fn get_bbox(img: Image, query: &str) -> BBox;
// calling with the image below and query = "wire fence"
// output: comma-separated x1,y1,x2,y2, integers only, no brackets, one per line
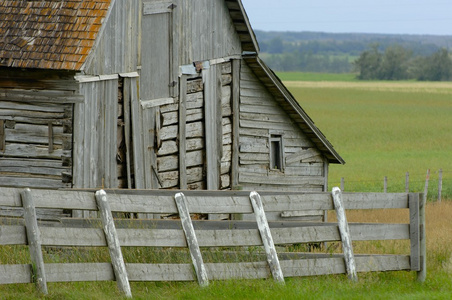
329,169,451,202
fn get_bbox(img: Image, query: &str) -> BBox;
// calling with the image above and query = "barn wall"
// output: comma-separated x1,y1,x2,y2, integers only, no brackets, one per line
73,77,120,189
154,61,233,190
172,0,242,64
0,68,78,189
238,62,326,192
83,1,140,75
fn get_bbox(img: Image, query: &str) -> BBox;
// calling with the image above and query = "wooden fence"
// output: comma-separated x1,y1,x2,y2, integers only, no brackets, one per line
0,187,426,297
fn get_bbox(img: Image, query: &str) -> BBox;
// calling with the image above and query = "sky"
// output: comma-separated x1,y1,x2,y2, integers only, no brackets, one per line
241,0,452,36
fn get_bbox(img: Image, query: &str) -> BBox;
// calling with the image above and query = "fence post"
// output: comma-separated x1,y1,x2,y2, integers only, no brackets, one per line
409,193,420,272
95,190,132,298
424,169,430,200
332,187,357,281
405,172,409,193
249,191,285,283
438,169,442,202
384,176,387,193
340,177,345,191
174,192,209,287
417,192,427,282
21,188,48,295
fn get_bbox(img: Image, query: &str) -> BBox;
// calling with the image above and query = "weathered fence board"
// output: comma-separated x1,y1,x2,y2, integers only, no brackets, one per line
0,265,32,284
10,222,410,248
0,188,411,213
0,187,425,296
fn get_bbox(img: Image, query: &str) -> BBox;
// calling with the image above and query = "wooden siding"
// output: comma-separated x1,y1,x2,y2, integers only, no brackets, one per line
73,77,119,189
83,1,140,75
172,0,242,65
238,62,325,192
0,69,77,189
155,61,233,190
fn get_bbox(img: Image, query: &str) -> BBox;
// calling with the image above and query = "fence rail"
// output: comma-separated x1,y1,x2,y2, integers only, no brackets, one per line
0,187,426,297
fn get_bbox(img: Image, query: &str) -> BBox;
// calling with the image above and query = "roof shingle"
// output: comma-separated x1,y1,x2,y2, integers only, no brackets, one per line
0,0,111,70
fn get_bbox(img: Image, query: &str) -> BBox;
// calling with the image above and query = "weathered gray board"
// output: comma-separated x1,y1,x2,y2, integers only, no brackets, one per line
0,187,425,294
238,64,325,192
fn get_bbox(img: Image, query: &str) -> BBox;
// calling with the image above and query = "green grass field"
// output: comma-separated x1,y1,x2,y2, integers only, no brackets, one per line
276,72,358,82
283,75,452,199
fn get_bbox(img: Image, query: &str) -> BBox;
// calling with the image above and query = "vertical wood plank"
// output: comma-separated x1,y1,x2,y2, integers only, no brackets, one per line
0,120,5,151
95,190,132,298
332,187,357,281
174,192,209,287
48,122,54,153
21,188,48,295
130,77,146,189
123,78,132,188
179,75,188,189
409,193,420,271
231,59,240,189
204,66,220,191
417,192,427,282
249,191,285,283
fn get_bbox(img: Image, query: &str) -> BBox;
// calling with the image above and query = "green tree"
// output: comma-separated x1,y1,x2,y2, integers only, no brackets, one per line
415,48,452,81
379,46,412,80
353,44,382,80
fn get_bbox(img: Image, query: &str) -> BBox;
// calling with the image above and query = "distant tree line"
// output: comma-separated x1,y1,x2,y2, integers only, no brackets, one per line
354,45,452,81
255,31,452,77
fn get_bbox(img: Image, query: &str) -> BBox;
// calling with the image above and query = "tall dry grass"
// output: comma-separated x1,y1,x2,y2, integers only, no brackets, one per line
328,201,452,272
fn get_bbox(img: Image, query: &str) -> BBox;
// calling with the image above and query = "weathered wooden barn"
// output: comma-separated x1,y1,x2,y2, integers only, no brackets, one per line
0,0,344,195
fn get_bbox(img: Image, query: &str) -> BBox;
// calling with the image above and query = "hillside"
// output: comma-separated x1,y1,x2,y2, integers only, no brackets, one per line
256,31,452,73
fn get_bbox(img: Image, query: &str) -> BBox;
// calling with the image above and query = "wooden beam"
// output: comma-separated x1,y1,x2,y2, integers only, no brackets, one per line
409,193,420,271
174,192,209,287
204,65,221,191
21,188,48,295
332,187,357,281
249,191,284,283
123,78,132,188
179,75,188,189
95,190,132,298
231,59,240,188
417,192,427,282
0,120,5,151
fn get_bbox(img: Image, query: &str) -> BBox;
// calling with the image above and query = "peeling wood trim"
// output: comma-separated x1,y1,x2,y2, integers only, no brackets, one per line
75,74,119,83
119,72,139,78
143,1,174,15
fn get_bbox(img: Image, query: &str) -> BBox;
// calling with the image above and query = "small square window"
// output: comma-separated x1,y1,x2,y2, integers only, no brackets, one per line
269,134,284,171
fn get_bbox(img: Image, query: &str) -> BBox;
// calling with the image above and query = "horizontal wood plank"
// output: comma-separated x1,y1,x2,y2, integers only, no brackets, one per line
0,264,32,284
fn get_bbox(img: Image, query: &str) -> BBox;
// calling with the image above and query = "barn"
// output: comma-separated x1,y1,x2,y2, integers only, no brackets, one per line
0,1,344,199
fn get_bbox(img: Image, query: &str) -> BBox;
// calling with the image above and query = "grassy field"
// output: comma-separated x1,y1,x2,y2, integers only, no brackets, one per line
282,75,452,199
276,72,358,82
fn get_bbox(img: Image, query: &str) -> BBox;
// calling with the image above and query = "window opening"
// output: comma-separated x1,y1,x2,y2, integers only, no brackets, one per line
270,134,284,171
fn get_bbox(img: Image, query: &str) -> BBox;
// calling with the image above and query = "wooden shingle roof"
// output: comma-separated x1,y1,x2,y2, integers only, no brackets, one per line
0,0,111,70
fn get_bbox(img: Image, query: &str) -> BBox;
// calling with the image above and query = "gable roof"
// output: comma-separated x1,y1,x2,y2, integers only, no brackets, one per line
0,0,111,70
